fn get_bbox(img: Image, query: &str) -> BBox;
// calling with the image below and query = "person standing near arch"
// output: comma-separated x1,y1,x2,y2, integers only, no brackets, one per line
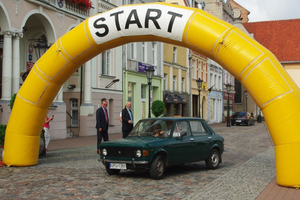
43,114,54,151
96,100,109,154
121,102,134,138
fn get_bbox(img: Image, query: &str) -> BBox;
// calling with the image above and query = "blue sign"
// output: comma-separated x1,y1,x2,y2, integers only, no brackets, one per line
28,54,32,61
138,62,154,73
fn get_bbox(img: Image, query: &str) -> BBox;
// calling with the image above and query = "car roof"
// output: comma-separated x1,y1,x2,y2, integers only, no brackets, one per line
139,117,204,121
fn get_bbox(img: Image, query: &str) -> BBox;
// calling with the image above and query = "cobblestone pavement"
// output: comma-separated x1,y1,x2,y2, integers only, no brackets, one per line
0,122,275,199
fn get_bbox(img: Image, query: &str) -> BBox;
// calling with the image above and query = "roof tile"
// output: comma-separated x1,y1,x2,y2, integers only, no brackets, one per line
243,19,300,62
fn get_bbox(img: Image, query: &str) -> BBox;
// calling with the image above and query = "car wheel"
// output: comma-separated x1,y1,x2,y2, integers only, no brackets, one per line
105,164,120,175
150,155,165,179
205,149,220,169
231,123,234,126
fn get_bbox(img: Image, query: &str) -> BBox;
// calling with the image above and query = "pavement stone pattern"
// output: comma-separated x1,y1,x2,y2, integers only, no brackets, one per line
0,122,276,199
186,147,275,200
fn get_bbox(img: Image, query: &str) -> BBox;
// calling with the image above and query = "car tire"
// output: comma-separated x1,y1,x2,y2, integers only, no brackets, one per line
205,149,220,169
105,164,120,175
247,120,250,126
150,155,165,179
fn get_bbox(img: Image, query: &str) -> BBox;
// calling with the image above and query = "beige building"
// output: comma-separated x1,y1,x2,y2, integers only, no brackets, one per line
0,0,123,140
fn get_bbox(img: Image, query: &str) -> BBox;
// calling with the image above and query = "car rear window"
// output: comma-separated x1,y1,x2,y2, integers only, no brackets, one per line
233,112,247,116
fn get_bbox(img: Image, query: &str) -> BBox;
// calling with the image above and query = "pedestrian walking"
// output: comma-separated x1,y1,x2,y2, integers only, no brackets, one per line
43,114,54,151
121,102,133,138
96,100,109,154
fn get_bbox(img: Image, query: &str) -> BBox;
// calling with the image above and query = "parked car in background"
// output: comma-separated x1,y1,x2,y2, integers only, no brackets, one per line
231,112,255,126
99,117,225,179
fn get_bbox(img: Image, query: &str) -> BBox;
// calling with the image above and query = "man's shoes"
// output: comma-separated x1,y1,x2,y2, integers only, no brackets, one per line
97,149,100,154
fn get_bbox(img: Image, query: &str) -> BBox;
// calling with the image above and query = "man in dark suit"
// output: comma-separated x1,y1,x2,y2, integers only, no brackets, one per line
121,101,134,138
96,100,109,154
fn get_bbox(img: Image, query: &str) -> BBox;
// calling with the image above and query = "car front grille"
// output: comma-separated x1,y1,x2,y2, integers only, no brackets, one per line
101,147,137,158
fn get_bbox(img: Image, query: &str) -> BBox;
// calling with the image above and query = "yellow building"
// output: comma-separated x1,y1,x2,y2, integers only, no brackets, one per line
163,0,191,117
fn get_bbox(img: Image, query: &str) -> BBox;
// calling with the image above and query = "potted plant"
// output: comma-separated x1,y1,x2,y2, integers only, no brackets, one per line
66,0,92,10
151,100,165,117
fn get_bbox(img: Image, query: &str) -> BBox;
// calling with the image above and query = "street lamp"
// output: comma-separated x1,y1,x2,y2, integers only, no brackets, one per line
244,90,248,113
196,78,203,118
225,84,232,127
146,67,155,118
33,35,50,59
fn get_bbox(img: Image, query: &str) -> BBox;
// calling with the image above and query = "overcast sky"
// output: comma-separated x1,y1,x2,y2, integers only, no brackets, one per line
233,0,300,22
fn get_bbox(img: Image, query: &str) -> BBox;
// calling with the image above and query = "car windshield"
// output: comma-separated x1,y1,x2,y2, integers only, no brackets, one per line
128,119,174,138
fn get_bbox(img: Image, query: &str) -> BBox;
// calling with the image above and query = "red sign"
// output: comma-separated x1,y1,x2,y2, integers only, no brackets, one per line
29,44,33,54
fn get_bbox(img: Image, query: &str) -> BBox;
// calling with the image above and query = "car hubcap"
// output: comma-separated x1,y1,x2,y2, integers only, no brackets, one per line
211,153,219,167
157,159,163,175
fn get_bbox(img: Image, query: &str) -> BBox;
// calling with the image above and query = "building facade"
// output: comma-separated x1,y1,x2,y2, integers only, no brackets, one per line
123,41,164,120
0,0,125,140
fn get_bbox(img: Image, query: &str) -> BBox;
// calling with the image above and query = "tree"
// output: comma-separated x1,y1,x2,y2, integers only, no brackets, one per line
151,100,165,117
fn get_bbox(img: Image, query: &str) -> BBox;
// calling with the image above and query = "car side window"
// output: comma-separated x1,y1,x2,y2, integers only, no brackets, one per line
174,121,190,137
190,121,208,135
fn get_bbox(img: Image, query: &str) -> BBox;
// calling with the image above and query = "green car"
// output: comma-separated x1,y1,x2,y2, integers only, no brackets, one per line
99,117,225,179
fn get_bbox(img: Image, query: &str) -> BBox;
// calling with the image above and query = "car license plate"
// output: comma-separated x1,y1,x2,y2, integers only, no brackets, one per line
236,120,241,122
109,163,127,169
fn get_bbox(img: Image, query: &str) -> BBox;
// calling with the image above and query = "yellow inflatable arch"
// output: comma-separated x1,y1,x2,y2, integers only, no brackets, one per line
3,3,300,188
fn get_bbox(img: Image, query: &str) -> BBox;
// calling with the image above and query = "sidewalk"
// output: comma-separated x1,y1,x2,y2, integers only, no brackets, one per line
48,133,122,151
47,125,300,200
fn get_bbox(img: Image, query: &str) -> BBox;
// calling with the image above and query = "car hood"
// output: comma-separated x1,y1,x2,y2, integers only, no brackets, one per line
99,136,165,148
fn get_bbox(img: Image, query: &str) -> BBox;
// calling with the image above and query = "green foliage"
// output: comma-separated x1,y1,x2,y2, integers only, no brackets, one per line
0,125,7,146
151,100,165,117
10,93,17,110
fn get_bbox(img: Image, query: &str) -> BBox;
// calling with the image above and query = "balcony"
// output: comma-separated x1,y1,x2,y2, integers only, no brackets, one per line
38,0,92,18
98,0,117,13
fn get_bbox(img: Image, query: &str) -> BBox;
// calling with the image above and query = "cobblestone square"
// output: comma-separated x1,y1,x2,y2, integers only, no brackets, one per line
0,123,276,199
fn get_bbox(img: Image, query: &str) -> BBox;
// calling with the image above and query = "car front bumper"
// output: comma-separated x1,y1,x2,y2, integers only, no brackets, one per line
99,157,149,168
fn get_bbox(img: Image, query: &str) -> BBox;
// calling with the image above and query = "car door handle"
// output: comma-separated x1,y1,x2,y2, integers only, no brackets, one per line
208,137,212,140
190,138,194,141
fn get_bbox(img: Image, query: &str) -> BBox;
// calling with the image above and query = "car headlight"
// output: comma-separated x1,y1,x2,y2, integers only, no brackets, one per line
102,148,107,156
136,150,142,158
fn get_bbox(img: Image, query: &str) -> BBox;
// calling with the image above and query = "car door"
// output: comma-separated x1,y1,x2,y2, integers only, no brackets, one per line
169,121,197,164
189,120,213,161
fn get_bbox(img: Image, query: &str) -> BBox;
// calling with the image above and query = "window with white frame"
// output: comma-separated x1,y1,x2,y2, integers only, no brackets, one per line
181,77,185,92
71,99,78,126
164,73,168,90
101,50,110,75
142,42,146,62
152,42,157,65
203,62,207,82
130,43,136,59
173,76,177,91
197,61,200,79
192,59,196,79
173,47,177,63
214,75,217,88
